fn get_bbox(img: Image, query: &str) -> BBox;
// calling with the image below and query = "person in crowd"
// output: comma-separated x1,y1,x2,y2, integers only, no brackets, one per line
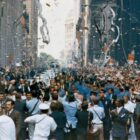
25,103,57,140
30,80,40,92
61,92,78,140
76,100,93,140
26,92,32,101
17,79,30,95
64,76,73,91
89,91,98,106
117,87,124,99
104,78,114,92
111,99,129,140
0,105,16,140
5,99,21,140
99,89,112,140
82,80,92,99
6,80,16,93
50,101,67,140
70,84,78,94
88,98,105,140
123,86,131,98
26,90,41,140
134,94,140,140
106,88,117,110
124,95,136,140
43,92,51,104
14,93,28,140
51,91,59,102
91,84,99,95
56,82,66,97
0,92,6,106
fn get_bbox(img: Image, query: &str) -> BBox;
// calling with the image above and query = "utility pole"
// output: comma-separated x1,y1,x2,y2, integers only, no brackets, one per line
120,0,128,64
82,0,90,67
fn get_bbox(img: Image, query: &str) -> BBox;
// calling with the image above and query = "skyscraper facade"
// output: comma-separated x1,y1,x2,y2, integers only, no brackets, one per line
0,0,38,67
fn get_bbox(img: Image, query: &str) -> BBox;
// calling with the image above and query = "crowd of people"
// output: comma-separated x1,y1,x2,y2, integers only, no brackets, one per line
0,66,140,140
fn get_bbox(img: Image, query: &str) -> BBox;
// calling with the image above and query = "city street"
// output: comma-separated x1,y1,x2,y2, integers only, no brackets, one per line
0,0,140,140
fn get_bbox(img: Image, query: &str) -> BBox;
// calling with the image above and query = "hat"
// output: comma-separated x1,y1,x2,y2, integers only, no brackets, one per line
39,103,49,110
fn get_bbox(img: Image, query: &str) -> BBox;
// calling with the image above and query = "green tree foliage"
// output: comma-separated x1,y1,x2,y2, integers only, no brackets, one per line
37,53,56,68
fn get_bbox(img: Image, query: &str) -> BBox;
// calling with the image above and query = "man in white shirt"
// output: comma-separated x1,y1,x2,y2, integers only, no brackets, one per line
124,96,136,140
88,98,105,140
26,90,41,140
25,103,57,140
0,106,16,140
124,96,136,113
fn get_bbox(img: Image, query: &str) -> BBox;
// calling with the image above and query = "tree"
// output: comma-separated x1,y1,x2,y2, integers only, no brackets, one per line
37,53,56,68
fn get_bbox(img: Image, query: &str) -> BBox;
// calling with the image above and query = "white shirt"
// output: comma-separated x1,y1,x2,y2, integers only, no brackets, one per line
25,114,57,140
8,109,14,115
0,115,16,140
117,106,123,114
88,105,105,124
26,98,41,115
125,101,136,134
124,101,136,113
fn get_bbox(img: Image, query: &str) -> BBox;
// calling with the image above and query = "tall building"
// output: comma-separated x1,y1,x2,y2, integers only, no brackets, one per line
22,0,38,67
115,0,140,64
89,0,140,65
64,0,83,67
76,0,90,67
0,0,24,67
64,10,77,66
88,0,117,65
0,0,38,68
82,0,90,66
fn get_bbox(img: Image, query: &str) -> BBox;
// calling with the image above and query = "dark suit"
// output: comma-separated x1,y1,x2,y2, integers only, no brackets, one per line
14,100,28,140
106,93,117,110
76,110,93,140
9,110,21,140
112,107,129,140
50,111,67,140
16,84,29,94
99,98,112,140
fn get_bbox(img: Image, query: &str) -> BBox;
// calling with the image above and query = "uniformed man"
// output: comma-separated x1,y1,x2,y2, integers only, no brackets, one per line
25,103,57,140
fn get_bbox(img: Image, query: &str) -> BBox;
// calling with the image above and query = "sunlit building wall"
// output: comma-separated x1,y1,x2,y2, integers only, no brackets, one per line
64,0,81,66
0,0,37,67
23,0,38,67
0,0,24,67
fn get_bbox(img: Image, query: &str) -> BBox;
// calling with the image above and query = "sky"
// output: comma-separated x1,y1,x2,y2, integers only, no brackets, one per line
38,0,76,60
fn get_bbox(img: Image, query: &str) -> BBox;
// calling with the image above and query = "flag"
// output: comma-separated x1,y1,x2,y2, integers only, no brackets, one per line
19,11,29,33
128,50,135,64
20,16,26,27
109,58,113,65
103,43,109,52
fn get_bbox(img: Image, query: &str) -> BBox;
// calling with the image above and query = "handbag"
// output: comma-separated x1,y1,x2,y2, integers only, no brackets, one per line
64,121,72,133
